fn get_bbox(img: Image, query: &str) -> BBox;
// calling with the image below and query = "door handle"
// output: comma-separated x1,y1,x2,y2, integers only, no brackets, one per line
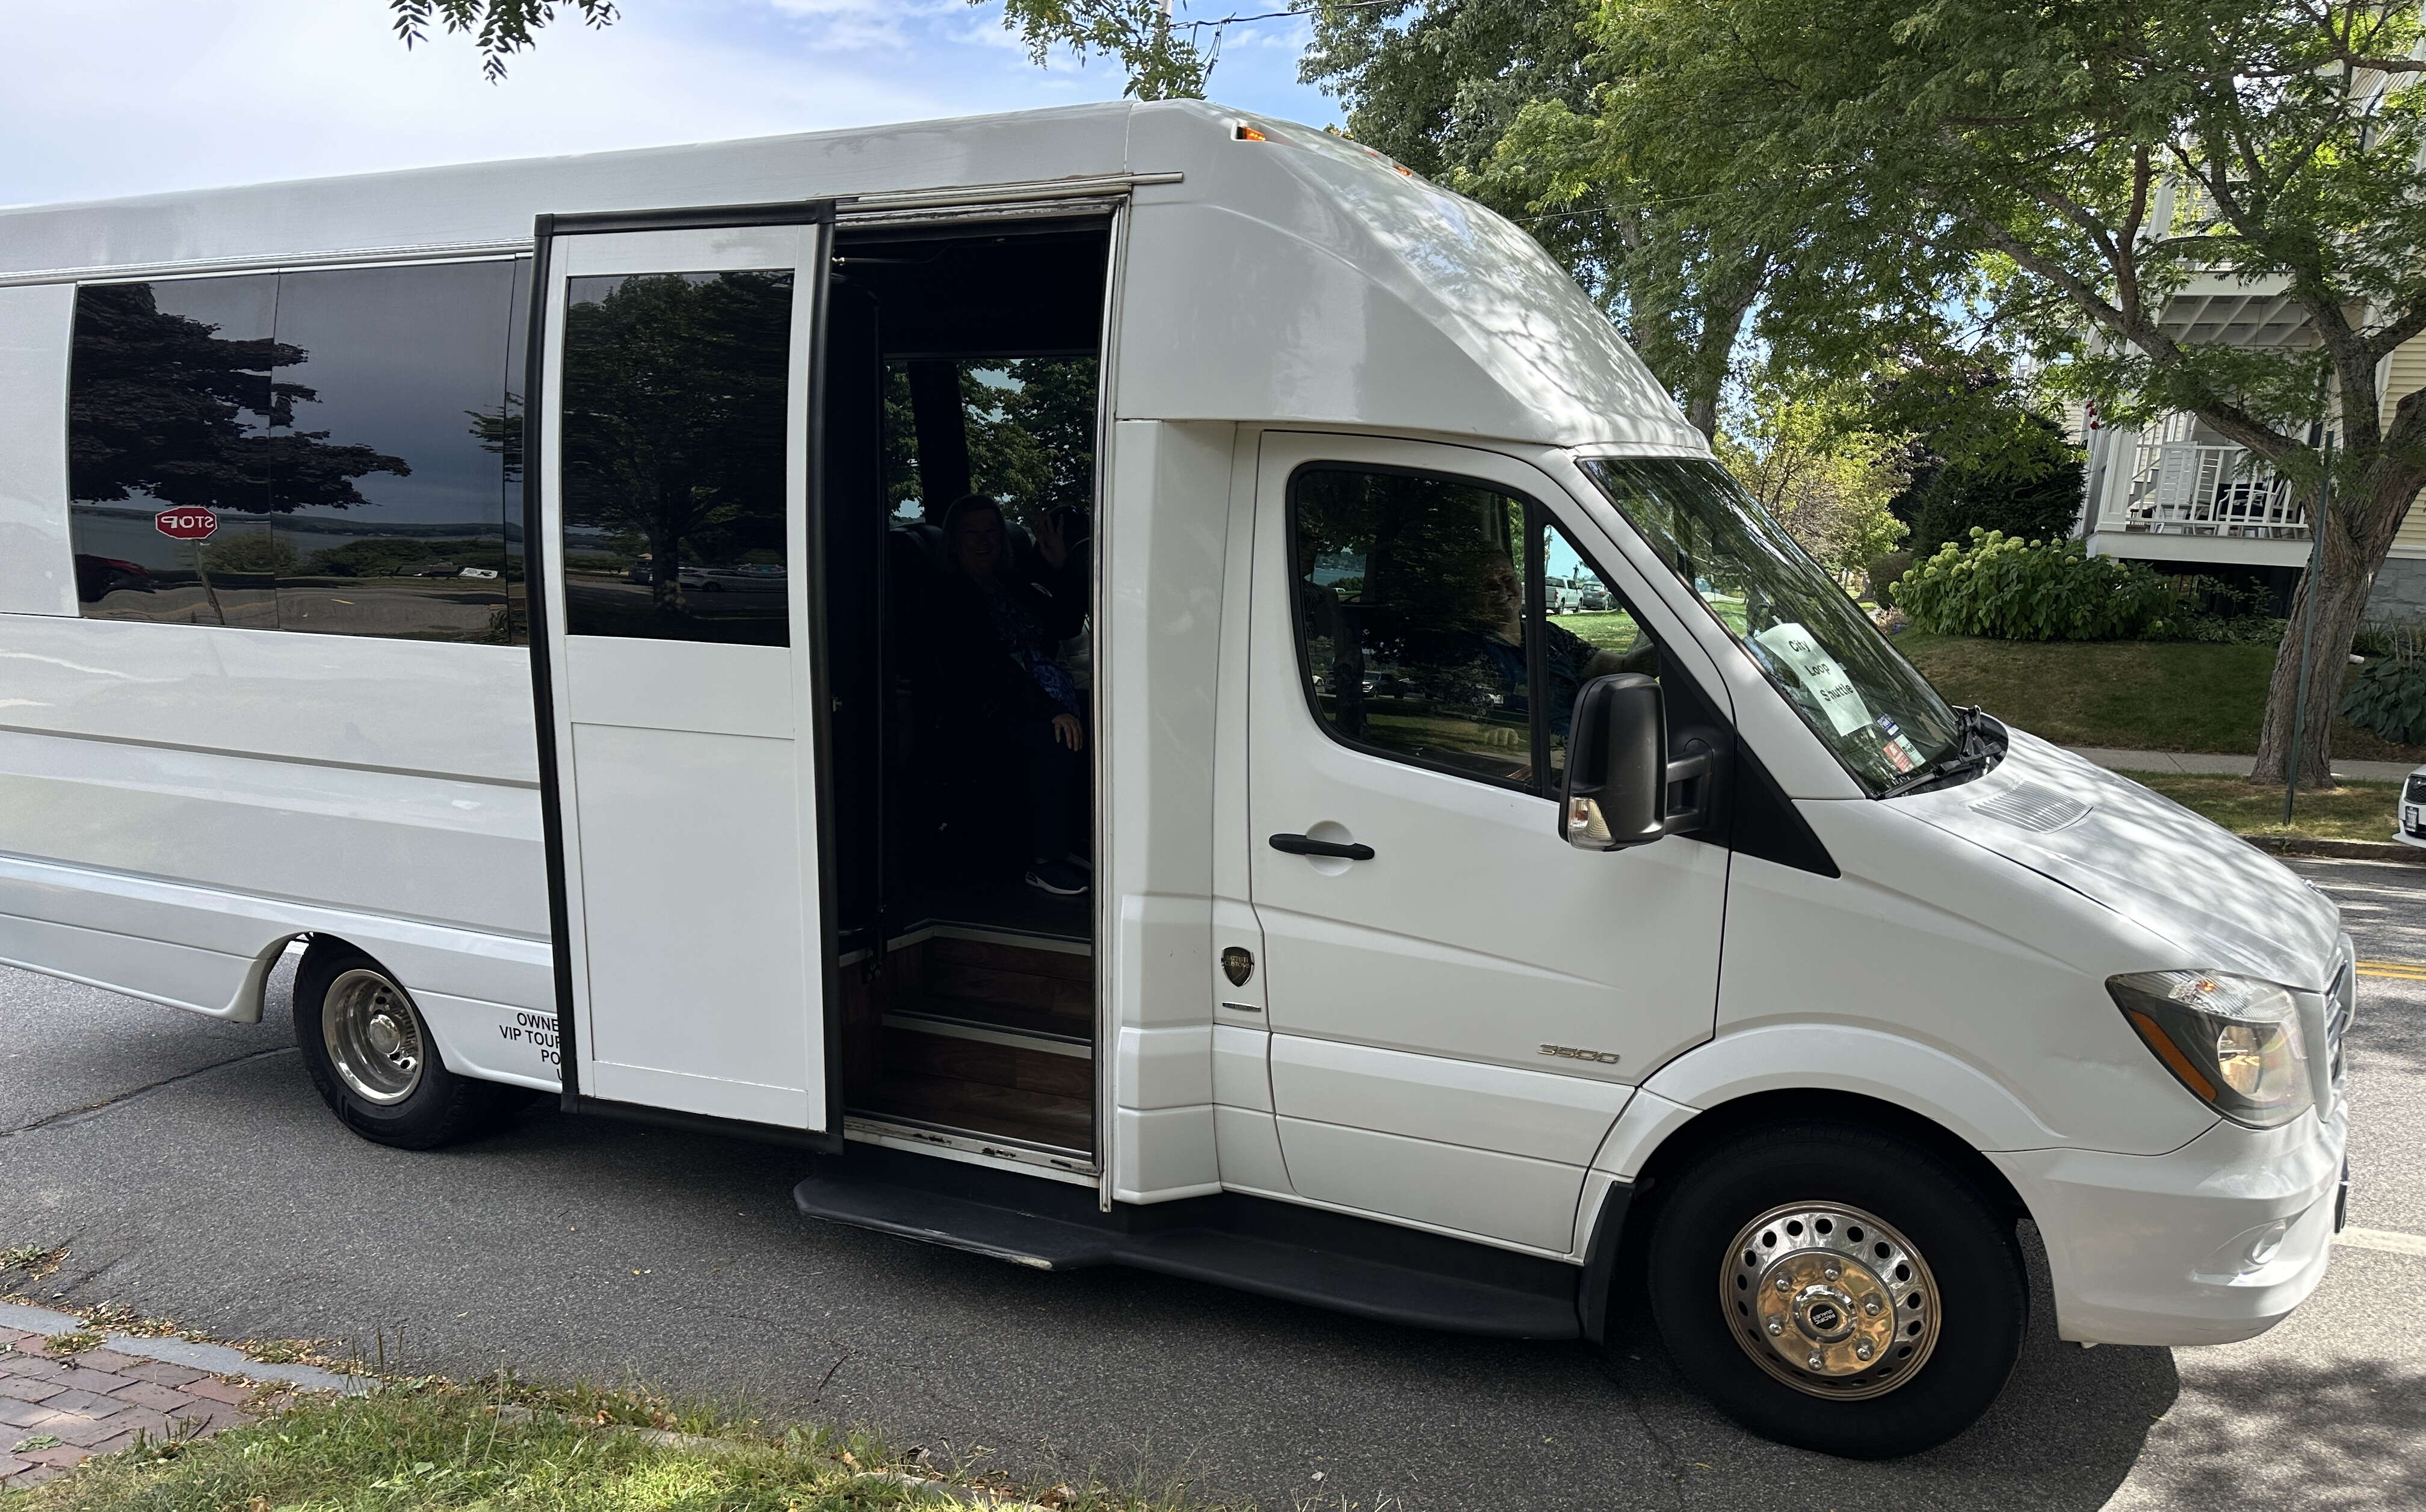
1269,833,1375,861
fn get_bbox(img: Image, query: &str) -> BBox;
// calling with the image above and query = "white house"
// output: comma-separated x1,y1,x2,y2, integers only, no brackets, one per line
2076,291,2426,617
2075,67,2426,620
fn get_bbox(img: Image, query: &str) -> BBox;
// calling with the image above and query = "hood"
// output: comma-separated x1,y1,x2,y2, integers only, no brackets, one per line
1893,731,2344,989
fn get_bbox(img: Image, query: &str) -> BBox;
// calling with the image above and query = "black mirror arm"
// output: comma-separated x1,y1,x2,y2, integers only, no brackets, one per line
1663,743,1715,837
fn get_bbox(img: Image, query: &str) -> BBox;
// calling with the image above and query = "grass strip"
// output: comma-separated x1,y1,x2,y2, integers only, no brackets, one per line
2116,771,2405,843
1892,633,2426,762
0,1379,1209,1512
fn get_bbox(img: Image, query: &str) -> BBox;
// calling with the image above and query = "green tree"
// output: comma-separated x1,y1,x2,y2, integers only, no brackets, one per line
1597,0,2426,787
1878,369,2088,558
1301,1,1971,440
971,359,1101,524
1716,374,1909,576
386,0,618,79
982,1,1210,100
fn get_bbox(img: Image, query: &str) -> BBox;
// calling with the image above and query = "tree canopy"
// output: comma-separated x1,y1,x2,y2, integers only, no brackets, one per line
1715,372,1910,577
1298,0,1971,439
67,284,409,514
1596,0,2426,782
386,0,619,79
983,0,1211,100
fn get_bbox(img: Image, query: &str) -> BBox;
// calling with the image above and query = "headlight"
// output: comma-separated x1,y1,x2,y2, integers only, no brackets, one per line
2108,970,2313,1127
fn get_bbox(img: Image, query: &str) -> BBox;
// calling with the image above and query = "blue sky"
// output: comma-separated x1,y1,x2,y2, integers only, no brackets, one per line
0,1,1343,208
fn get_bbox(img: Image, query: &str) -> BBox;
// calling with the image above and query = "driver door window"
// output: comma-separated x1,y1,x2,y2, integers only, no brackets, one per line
1287,464,1659,796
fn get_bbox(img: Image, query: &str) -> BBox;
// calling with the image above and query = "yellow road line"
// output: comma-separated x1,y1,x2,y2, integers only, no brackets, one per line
2356,959,2426,980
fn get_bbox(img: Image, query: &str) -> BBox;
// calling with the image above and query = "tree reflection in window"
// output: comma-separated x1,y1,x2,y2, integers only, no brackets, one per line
66,278,409,629
559,270,795,646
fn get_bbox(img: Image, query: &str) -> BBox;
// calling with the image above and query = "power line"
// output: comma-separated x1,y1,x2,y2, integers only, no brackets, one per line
1173,0,1401,34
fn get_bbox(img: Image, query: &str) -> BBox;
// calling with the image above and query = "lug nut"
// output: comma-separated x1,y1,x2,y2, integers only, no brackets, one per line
1823,1264,1841,1281
1863,1297,1882,1316
1855,1342,1873,1360
1807,1353,1824,1370
1775,1274,1791,1291
1766,1319,1783,1336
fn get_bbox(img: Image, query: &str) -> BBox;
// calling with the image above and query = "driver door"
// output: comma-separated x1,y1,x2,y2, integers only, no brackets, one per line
1245,431,1729,1251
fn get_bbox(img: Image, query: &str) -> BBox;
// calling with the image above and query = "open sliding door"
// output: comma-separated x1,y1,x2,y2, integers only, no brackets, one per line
529,205,838,1138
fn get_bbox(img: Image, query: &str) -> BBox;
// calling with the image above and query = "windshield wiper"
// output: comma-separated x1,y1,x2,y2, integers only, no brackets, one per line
1878,706,2006,800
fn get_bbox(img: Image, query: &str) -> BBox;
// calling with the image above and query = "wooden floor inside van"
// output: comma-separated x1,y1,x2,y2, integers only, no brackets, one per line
843,932,1094,1155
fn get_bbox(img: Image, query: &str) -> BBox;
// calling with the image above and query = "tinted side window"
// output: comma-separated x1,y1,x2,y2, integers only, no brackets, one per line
502,262,531,644
1291,467,1534,788
65,261,526,642
267,261,517,641
67,276,280,628
559,271,794,646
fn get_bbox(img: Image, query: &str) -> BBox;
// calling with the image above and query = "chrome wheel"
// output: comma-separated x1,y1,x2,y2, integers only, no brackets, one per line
1721,1201,1940,1401
321,968,426,1106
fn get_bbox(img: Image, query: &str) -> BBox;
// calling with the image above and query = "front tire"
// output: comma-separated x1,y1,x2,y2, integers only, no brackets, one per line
294,942,510,1150
1641,1119,2026,1458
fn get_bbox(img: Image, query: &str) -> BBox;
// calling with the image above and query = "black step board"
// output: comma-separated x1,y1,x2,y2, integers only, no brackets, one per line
794,1160,1580,1339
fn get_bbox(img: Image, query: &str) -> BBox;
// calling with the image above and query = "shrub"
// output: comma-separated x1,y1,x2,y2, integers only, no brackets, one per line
2161,574,2286,644
1892,411,2087,557
1890,529,2184,640
2344,624,2426,744
2351,619,2426,658
2171,613,2289,645
1865,551,1913,604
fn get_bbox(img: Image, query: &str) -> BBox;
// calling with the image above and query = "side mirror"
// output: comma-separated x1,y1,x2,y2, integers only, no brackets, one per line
1561,673,1668,851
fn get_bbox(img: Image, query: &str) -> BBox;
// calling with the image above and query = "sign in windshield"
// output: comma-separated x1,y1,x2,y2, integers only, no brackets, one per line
1581,457,1954,794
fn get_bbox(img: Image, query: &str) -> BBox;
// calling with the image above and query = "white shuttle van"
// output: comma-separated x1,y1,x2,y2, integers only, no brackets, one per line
0,102,2353,1457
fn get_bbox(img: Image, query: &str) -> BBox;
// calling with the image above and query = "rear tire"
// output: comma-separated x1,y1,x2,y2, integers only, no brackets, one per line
1640,1119,2026,1458
294,942,510,1150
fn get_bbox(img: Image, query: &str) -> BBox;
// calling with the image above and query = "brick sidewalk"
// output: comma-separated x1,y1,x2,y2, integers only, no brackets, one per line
0,1330,270,1489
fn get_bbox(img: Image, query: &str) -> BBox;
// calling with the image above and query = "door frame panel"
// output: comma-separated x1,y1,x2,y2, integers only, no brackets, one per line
523,200,844,1149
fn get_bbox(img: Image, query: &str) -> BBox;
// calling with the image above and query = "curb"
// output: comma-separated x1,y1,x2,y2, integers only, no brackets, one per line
2242,836,2426,863
0,1299,374,1395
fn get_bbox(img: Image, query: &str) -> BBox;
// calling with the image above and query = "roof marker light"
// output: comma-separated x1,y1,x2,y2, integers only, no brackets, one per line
1236,124,1269,141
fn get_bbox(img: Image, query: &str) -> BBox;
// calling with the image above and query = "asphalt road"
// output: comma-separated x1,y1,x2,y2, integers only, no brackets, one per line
2,856,2422,1510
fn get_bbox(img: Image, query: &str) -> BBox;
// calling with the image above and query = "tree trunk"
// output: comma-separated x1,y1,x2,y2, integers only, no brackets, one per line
648,525,682,614
1684,389,1720,442
2248,485,2380,789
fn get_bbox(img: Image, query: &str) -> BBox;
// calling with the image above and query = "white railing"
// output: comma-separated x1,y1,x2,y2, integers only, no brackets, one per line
2113,421,2306,538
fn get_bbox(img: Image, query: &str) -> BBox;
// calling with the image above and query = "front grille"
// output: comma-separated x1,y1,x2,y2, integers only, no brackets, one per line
2406,774,2426,805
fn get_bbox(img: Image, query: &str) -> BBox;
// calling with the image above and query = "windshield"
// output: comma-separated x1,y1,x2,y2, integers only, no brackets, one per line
1581,457,1961,797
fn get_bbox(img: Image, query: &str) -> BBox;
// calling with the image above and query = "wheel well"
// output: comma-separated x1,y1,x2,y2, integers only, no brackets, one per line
1628,1088,2029,1226
291,933,359,995
291,935,412,1029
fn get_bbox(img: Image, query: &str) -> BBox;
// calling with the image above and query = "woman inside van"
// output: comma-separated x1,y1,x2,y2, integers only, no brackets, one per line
932,494,1090,897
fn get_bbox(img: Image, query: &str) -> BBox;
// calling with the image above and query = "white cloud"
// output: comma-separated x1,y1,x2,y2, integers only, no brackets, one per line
0,0,1338,208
